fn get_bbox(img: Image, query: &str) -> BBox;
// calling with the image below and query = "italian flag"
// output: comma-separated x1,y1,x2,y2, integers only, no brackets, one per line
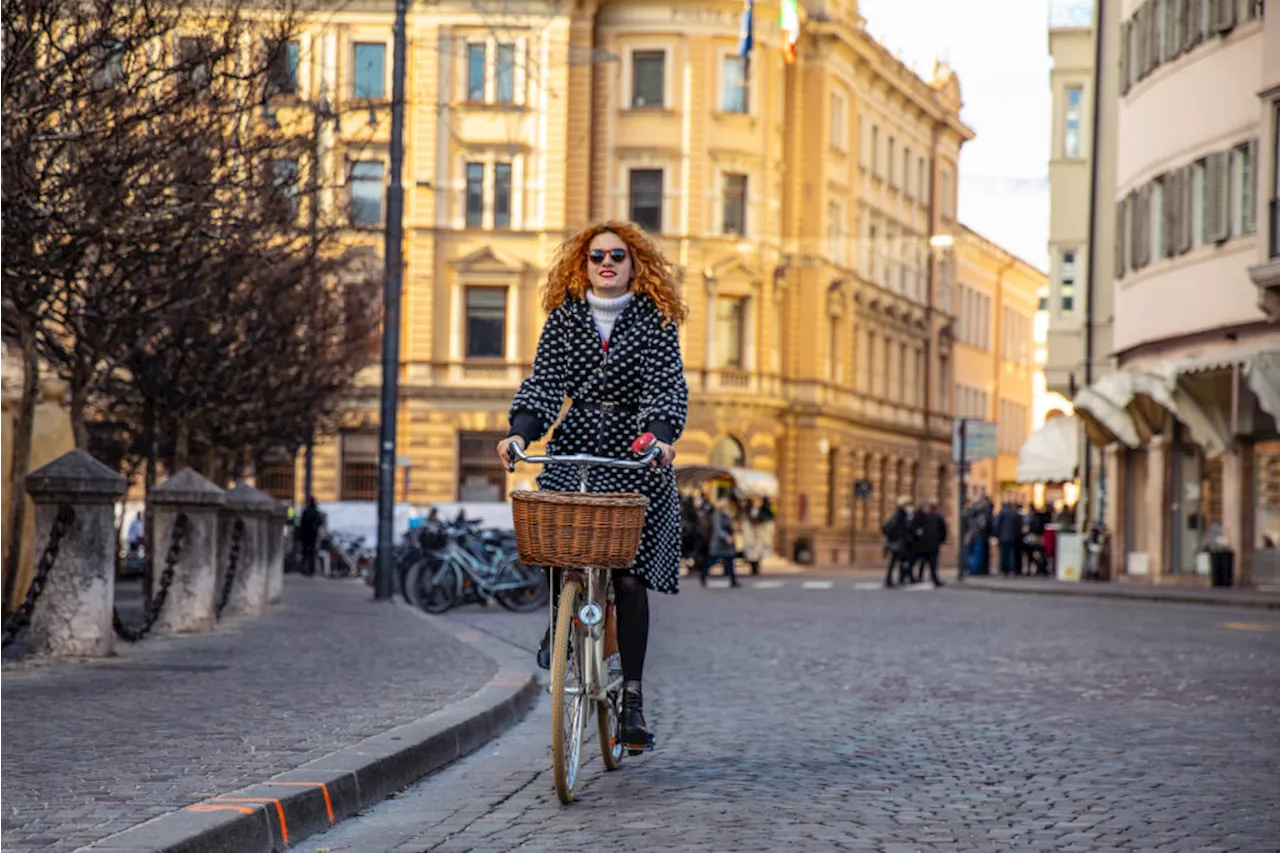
779,0,800,64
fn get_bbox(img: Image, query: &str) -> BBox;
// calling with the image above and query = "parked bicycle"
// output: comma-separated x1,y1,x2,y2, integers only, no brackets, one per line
507,434,661,804
403,517,545,614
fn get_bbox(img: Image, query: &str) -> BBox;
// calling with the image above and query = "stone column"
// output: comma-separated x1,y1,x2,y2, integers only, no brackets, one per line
1104,443,1125,580
149,469,224,634
1221,441,1256,587
218,483,277,618
1145,436,1171,581
22,450,126,658
266,500,288,604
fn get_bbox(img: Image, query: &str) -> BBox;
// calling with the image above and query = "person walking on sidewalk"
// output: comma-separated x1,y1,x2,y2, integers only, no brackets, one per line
298,497,323,577
702,498,742,587
882,496,914,587
995,499,1023,577
907,499,947,586
496,220,688,754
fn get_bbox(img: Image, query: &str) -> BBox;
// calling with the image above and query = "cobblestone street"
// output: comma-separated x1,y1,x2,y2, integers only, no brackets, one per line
295,578,1280,853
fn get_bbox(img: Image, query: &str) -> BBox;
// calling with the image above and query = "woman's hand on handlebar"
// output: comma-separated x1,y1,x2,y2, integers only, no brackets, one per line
496,435,526,468
653,440,675,468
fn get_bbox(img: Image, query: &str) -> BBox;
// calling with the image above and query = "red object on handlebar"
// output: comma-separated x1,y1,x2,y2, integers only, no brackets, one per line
632,432,657,453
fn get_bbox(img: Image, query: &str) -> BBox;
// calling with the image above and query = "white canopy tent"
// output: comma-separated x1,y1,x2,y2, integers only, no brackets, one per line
1016,415,1080,484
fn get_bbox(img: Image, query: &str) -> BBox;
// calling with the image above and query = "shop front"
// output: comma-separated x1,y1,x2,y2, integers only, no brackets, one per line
1074,346,1280,586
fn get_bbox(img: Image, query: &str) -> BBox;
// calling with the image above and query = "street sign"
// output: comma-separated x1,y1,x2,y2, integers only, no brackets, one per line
952,419,997,463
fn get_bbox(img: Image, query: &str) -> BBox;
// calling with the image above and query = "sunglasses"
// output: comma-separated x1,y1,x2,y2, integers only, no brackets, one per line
588,248,629,265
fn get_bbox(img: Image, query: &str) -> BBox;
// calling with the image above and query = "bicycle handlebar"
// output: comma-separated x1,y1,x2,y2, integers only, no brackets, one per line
507,435,664,473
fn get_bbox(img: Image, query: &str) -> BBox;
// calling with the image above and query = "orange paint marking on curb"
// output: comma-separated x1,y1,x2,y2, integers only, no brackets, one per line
187,804,256,815
213,797,289,846
492,678,528,687
263,782,335,824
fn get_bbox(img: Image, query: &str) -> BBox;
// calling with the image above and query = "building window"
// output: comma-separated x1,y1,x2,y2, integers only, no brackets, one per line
629,169,663,233
918,157,927,207
871,124,880,177
830,91,847,150
340,432,378,501
465,287,507,359
1151,175,1166,259
1192,158,1207,248
631,50,665,107
257,457,296,504
1232,140,1257,236
941,169,954,218
465,162,484,227
267,40,299,96
828,314,841,381
348,161,385,226
493,162,512,229
1060,248,1077,315
458,432,507,502
722,173,747,236
903,147,912,197
722,55,748,113
1037,288,1049,311
1272,102,1280,258
887,136,897,187
268,158,299,221
353,42,385,99
467,43,486,101
496,43,515,103
1064,85,1082,158
715,296,746,369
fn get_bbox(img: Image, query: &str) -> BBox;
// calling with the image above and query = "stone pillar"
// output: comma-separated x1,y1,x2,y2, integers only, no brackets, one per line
1104,443,1125,580
22,450,126,658
266,500,288,604
1145,436,1171,581
218,483,277,617
149,469,225,634
1221,442,1256,587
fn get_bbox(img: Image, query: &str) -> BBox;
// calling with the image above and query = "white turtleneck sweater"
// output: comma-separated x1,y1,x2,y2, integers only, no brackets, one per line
586,289,633,345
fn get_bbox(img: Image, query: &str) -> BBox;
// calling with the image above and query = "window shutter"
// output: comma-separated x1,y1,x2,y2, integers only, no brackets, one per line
1217,0,1236,33
1115,197,1127,277
1179,164,1194,252
1150,0,1161,73
1205,150,1230,243
1242,139,1257,235
1120,21,1131,94
1164,0,1178,61
1163,173,1176,258
1129,189,1142,270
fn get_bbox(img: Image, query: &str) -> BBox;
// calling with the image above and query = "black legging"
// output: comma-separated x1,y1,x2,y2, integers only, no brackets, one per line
614,572,648,682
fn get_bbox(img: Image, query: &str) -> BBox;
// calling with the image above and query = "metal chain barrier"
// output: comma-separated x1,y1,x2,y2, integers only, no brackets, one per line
114,512,188,643
215,518,245,619
2,504,76,649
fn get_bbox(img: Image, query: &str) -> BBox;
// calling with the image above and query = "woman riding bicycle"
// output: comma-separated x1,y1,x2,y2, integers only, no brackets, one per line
496,221,688,752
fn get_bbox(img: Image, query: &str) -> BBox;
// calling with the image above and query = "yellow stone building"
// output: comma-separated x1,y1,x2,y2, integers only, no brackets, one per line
951,226,1046,507
266,0,979,564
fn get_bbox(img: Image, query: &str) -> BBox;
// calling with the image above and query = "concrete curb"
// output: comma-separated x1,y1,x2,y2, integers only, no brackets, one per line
79,602,539,853
954,580,1280,610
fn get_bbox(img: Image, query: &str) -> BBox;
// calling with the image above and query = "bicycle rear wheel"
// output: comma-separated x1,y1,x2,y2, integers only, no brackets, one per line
597,653,624,770
551,576,587,803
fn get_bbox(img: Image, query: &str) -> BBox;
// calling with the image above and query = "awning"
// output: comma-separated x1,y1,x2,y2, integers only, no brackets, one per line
1015,415,1080,484
675,465,779,498
1072,372,1143,448
1246,350,1280,424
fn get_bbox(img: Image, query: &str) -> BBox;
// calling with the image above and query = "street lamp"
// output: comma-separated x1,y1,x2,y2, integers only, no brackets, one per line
374,0,409,601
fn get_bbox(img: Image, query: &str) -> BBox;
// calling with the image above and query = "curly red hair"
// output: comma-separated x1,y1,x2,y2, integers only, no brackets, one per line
542,221,688,325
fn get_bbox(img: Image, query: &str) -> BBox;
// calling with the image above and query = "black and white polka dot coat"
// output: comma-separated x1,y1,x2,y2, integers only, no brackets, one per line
508,293,689,594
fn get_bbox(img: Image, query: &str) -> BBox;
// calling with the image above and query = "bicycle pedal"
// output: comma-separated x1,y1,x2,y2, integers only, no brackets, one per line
625,734,656,755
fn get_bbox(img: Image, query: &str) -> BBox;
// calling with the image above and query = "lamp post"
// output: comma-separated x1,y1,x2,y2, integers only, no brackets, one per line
374,0,409,601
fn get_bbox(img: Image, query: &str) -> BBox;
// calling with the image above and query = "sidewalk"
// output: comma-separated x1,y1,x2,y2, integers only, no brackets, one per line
953,575,1280,610
1,577,537,853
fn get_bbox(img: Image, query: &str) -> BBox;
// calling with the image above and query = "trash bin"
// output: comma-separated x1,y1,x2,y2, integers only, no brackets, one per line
1210,551,1234,587
793,538,813,565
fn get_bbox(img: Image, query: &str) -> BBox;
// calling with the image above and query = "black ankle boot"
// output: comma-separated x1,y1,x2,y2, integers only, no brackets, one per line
536,626,550,670
621,680,654,753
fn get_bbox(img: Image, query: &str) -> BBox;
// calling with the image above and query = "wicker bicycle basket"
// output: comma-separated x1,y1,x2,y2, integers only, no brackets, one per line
510,490,648,569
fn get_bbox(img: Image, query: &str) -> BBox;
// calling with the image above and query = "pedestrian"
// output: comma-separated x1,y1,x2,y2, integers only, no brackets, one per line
702,498,741,587
1024,504,1049,575
882,496,913,587
907,499,947,586
994,499,1023,577
298,497,323,577
126,511,145,550
496,220,688,754
740,498,764,576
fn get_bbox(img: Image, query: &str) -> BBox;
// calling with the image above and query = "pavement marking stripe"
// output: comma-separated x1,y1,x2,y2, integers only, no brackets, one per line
263,781,335,824
213,798,289,846
705,579,733,588
1216,621,1277,632
752,580,786,589
907,583,938,591
853,582,883,590
801,581,834,590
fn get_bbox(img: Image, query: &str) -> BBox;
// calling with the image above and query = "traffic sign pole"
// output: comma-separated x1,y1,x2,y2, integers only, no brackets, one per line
956,419,967,582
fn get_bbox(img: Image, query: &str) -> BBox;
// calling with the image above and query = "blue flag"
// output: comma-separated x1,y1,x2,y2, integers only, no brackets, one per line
737,0,754,60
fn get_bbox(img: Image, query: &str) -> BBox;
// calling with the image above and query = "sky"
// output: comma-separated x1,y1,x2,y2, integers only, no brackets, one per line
858,0,1061,271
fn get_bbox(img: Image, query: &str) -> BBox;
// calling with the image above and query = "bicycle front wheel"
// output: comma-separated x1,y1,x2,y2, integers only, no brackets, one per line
551,576,587,804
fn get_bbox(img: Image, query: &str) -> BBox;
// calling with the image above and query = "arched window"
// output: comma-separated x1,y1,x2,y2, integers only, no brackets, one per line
710,436,746,467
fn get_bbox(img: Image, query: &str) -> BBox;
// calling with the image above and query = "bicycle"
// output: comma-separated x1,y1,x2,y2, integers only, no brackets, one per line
404,522,545,614
507,434,662,804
